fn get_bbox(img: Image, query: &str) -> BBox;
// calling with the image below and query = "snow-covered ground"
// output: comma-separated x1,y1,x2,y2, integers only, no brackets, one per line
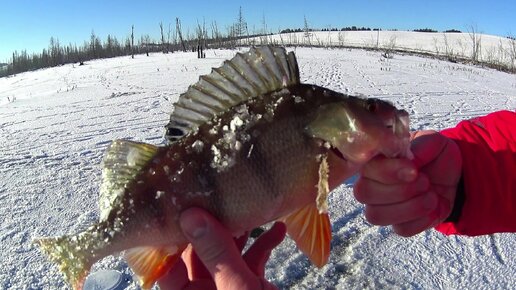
0,46,515,289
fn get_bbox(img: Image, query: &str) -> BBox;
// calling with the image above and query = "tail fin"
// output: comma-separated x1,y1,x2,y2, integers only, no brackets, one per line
34,235,94,290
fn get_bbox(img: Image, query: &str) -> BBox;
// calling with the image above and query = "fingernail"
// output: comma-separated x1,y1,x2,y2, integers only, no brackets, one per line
423,192,438,210
398,167,417,182
180,210,207,240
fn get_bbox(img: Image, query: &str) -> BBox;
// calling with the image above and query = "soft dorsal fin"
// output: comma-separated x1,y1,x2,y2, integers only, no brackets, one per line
125,245,187,289
165,46,300,143
281,204,332,267
99,140,159,221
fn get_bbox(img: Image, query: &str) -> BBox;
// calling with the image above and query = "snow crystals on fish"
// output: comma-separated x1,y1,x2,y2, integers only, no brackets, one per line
191,140,204,153
208,104,264,172
155,191,165,199
126,148,140,167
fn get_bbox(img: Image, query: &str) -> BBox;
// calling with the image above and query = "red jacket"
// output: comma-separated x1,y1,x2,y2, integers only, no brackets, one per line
435,110,516,236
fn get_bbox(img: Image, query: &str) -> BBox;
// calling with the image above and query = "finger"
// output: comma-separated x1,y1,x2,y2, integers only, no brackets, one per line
364,191,439,226
392,191,453,237
235,232,249,252
327,149,361,189
182,280,217,290
184,246,211,281
243,222,287,277
410,131,447,168
354,174,430,205
361,156,418,185
179,208,258,289
392,195,449,237
392,215,436,237
157,258,189,290
415,137,462,186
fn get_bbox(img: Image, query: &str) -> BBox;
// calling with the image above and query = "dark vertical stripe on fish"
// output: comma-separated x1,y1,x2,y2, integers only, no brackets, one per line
246,140,279,199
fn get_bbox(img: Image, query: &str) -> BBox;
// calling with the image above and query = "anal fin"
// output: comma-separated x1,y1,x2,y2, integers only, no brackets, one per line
125,244,186,289
280,204,332,267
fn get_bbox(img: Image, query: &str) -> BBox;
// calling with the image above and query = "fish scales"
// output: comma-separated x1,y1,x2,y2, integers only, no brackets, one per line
35,46,412,289
122,85,343,240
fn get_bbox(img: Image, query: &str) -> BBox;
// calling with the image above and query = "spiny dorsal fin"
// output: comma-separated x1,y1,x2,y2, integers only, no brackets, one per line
165,46,300,143
99,140,158,221
280,204,332,267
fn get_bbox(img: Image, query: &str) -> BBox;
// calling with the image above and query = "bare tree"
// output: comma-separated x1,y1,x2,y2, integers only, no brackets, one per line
176,18,187,52
260,13,270,45
507,35,516,71
456,38,466,58
49,37,62,66
376,29,380,49
131,25,135,59
211,21,222,48
166,23,173,52
236,7,247,38
382,35,397,58
443,33,453,59
261,13,267,35
160,22,168,53
468,24,482,62
433,37,441,56
196,19,207,58
338,31,346,47
227,24,237,48
303,15,312,46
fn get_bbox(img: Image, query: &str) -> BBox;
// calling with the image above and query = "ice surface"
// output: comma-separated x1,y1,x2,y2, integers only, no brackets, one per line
0,45,514,289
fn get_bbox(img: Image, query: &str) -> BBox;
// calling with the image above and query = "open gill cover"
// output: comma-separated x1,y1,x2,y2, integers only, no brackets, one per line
164,46,300,143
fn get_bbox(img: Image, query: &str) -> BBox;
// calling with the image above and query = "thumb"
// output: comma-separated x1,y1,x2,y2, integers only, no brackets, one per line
179,208,258,289
409,130,446,168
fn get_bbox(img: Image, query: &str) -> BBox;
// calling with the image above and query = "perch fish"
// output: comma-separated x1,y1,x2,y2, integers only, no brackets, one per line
35,46,412,289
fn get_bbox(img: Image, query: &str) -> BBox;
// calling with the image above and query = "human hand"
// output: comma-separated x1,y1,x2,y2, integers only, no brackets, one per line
158,208,286,290
353,130,462,236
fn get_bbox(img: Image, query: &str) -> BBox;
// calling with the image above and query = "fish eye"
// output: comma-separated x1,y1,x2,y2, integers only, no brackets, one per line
167,127,184,137
385,119,394,130
366,99,377,112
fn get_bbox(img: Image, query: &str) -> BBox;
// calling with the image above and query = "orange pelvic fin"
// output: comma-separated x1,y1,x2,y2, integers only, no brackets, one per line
125,244,186,289
281,204,332,267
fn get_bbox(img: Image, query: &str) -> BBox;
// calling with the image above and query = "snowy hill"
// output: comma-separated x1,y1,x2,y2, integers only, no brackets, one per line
251,31,516,70
0,45,515,289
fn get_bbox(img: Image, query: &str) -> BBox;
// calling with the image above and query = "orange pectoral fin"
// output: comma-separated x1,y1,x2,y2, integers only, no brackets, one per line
281,204,332,267
125,244,187,289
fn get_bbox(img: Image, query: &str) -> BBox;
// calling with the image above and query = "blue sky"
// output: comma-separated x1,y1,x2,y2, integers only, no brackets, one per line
1,0,515,62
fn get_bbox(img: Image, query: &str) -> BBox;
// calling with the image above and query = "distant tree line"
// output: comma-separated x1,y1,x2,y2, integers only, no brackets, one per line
444,29,462,33
1,6,261,78
413,28,463,33
280,26,382,34
413,28,438,33
279,26,464,34
1,31,167,77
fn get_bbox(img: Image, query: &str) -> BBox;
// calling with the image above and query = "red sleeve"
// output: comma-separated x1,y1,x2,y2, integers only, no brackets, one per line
435,110,516,236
